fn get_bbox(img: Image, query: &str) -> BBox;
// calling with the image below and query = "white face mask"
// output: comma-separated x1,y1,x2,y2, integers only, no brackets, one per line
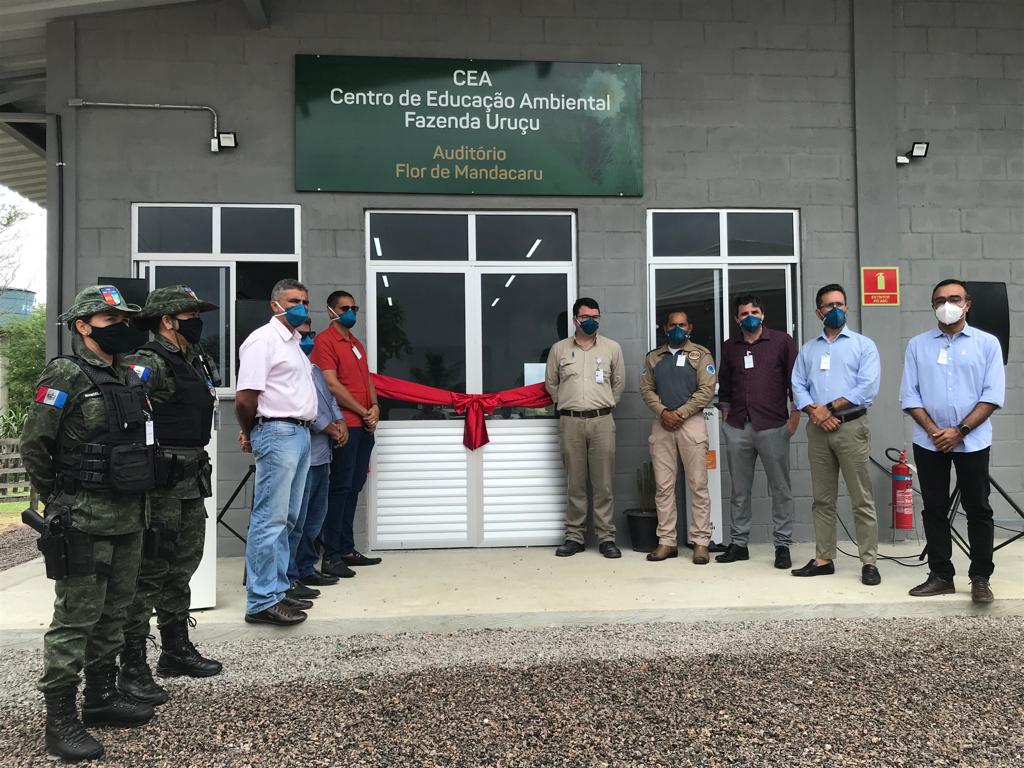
935,302,964,325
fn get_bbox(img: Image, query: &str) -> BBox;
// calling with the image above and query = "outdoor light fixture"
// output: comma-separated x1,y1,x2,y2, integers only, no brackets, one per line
896,141,929,166
214,131,238,151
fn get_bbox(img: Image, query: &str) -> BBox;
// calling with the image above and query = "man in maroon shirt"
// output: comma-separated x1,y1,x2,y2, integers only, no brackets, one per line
715,294,800,569
310,290,383,577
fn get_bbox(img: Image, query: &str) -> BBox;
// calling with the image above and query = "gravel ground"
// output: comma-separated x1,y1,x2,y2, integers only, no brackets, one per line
0,616,1020,767
0,524,38,571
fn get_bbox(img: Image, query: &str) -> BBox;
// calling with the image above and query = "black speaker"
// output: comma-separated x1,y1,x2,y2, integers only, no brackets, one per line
966,281,1009,365
97,277,149,309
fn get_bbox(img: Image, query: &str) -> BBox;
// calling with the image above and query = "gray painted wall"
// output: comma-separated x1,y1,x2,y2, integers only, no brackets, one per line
46,0,1023,556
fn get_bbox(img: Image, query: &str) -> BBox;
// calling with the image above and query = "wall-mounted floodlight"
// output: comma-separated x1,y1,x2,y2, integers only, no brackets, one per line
896,141,929,166
214,131,238,152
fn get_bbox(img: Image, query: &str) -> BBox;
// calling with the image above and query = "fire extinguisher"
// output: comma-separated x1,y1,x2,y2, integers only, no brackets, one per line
892,449,914,530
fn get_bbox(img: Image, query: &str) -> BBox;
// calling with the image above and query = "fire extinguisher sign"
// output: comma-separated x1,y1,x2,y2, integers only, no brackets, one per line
861,267,900,306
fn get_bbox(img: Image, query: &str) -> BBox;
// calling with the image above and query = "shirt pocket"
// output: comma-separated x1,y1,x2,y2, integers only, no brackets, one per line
558,357,578,379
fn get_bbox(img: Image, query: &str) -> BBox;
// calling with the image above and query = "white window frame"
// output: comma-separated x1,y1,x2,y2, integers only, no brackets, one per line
131,203,302,393
646,208,802,349
365,210,578,394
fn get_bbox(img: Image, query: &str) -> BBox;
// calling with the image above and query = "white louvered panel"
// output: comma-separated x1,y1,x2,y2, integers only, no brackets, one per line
371,423,469,548
481,420,565,545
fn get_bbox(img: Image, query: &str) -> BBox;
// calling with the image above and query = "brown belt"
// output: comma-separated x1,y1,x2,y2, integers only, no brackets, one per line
558,407,613,419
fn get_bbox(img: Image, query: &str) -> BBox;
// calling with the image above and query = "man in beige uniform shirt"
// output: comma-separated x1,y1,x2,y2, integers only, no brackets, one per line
545,298,625,558
639,309,717,564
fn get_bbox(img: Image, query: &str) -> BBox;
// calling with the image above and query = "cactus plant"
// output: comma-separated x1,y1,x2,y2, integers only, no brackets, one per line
635,461,656,512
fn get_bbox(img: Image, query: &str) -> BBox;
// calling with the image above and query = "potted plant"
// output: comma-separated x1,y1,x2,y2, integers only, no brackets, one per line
624,461,659,552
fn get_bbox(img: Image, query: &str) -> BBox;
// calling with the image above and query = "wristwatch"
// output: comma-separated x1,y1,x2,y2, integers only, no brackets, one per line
957,423,972,436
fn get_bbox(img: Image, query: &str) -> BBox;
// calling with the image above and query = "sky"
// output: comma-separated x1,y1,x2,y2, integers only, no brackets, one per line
0,185,47,302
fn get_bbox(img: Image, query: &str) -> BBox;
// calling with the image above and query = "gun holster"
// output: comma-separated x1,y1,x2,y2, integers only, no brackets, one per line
143,522,178,560
35,501,95,581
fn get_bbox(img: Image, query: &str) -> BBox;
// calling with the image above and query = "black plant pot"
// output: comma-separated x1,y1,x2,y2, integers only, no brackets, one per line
625,508,659,553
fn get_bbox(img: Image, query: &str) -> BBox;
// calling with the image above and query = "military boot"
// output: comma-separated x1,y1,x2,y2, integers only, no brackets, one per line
44,687,105,761
118,635,169,706
81,663,154,728
156,618,223,678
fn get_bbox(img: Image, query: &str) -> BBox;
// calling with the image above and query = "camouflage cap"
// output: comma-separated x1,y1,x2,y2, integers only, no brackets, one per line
138,285,218,319
58,284,142,324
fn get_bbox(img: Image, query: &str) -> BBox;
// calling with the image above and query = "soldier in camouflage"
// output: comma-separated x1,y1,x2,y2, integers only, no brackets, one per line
119,285,222,707
21,285,157,761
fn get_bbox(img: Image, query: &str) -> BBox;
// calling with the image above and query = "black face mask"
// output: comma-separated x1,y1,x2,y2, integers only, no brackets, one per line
175,317,204,345
87,322,145,355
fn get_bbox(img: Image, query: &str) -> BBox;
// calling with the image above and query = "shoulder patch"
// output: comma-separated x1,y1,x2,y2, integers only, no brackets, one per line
687,350,701,360
35,386,68,409
706,364,716,375
130,364,152,382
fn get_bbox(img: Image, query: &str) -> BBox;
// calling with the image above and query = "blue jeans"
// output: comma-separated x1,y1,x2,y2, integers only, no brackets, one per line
322,426,374,560
287,463,330,582
245,420,310,615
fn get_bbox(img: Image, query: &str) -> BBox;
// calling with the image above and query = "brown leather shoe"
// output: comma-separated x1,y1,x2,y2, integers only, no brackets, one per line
908,572,955,597
692,544,710,565
646,544,678,562
970,576,994,604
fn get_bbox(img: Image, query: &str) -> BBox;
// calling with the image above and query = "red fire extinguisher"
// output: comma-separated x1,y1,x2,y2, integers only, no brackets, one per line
892,449,914,530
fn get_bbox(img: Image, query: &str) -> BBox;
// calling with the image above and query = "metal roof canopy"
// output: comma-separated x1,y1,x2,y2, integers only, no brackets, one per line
0,0,266,208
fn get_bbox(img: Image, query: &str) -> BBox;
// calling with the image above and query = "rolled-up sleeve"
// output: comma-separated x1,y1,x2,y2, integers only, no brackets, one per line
899,341,924,410
843,336,880,407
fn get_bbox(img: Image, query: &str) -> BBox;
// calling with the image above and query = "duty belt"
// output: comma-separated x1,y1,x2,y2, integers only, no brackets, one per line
558,407,613,419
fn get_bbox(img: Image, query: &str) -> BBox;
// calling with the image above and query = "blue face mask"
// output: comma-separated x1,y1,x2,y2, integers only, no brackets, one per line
275,301,309,328
338,309,357,329
299,334,315,356
667,326,688,346
578,317,599,336
823,307,846,329
740,315,762,332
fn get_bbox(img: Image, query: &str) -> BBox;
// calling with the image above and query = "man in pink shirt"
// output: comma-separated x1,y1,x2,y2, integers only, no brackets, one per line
235,279,318,626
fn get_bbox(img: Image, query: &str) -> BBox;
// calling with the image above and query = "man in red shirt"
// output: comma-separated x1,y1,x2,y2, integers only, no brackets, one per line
310,290,383,577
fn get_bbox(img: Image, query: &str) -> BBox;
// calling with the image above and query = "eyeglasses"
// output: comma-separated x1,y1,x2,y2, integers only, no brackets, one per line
300,331,316,339
931,296,966,308
818,302,845,311
576,314,600,321
335,305,359,313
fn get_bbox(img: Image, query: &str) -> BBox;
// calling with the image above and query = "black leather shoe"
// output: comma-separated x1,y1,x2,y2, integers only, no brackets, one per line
970,576,994,604
244,601,307,626
287,582,320,600
909,572,955,597
599,541,622,559
281,596,313,611
715,543,749,563
322,559,356,578
791,559,835,577
301,570,339,586
861,564,881,586
341,550,383,566
774,546,791,570
555,540,585,557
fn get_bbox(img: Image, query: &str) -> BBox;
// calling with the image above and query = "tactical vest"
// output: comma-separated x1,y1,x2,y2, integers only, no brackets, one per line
141,341,215,447
58,356,157,494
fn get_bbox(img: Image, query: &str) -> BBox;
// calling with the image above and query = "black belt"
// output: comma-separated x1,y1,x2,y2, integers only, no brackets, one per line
835,408,867,424
256,416,312,428
558,407,613,419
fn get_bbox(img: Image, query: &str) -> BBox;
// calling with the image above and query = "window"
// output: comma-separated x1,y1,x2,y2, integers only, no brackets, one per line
132,204,301,390
647,209,800,363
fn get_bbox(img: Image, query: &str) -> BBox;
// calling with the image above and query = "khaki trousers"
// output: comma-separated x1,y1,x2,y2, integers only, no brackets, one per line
806,417,878,563
649,415,711,547
559,413,616,544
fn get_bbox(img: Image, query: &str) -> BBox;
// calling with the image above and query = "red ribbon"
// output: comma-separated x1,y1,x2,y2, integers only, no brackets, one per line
370,373,553,450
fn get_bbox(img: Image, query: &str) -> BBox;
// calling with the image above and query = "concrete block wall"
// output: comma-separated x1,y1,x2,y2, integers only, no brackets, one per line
55,0,1023,554
893,0,1024,518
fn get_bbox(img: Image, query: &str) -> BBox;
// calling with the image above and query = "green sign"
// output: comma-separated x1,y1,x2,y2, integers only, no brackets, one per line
295,55,642,196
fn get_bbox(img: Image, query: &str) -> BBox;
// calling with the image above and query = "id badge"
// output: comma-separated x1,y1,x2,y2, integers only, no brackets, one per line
145,420,155,446
675,354,686,367
595,369,605,385
744,354,754,369
820,355,831,371
937,348,949,365
352,345,363,360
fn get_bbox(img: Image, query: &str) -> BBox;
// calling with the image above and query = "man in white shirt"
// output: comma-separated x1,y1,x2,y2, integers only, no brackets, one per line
235,279,318,626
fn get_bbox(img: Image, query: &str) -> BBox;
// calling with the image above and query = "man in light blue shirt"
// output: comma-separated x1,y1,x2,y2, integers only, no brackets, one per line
899,279,1005,604
790,283,882,585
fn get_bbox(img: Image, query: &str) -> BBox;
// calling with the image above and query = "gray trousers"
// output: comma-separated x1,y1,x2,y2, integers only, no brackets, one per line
722,422,794,547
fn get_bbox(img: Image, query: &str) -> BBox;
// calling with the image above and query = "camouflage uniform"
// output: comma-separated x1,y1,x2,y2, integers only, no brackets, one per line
122,285,221,683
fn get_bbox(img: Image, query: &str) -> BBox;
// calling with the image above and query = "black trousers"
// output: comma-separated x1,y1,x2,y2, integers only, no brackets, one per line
913,444,994,580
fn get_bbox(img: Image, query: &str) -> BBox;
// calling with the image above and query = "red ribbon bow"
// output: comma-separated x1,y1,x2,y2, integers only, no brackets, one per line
370,374,553,450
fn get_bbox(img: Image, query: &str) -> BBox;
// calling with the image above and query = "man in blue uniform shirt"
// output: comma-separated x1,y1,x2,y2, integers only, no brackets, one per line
899,279,1005,604
791,283,881,585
